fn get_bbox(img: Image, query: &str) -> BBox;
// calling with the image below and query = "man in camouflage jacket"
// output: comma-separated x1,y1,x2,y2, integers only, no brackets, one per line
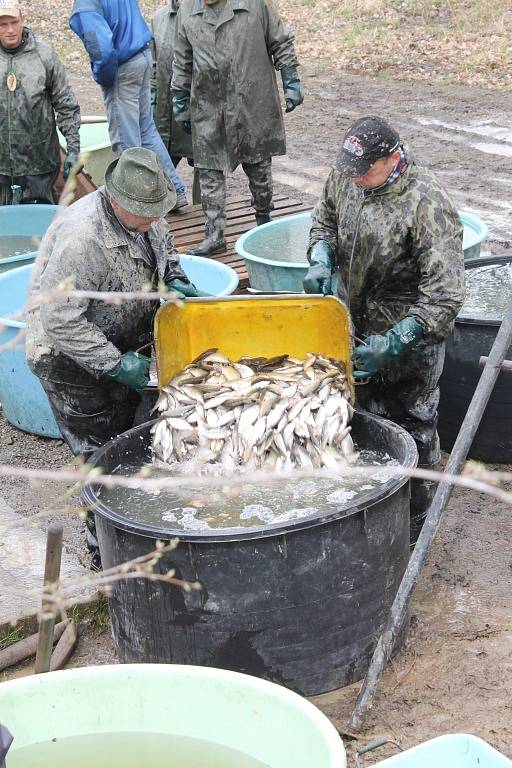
26,148,197,457
171,0,303,256
0,1,80,204
305,116,465,541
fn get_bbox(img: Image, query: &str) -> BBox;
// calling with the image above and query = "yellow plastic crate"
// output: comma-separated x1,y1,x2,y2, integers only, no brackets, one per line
154,295,353,397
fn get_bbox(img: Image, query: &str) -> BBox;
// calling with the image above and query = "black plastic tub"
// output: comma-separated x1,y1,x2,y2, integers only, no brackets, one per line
438,255,512,462
82,409,417,696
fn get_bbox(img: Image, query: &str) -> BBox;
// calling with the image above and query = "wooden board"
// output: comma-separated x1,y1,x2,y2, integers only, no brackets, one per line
167,194,312,290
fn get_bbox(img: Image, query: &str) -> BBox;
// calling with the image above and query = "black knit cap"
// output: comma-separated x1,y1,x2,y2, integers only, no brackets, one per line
335,116,400,176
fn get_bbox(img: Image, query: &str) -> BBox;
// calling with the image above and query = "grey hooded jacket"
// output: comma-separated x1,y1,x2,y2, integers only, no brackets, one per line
0,28,80,176
26,189,187,376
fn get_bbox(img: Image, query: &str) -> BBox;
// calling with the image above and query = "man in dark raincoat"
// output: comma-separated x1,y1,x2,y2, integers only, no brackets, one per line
151,0,193,169
304,116,465,541
0,0,80,204
172,0,303,256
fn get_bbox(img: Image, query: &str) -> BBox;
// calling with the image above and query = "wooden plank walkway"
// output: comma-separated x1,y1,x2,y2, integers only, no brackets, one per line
167,194,312,290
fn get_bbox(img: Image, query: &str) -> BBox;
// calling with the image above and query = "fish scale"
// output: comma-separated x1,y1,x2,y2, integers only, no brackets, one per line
151,351,358,470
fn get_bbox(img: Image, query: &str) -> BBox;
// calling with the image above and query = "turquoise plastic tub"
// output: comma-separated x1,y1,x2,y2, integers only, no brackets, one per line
235,210,489,292
0,664,346,767
0,204,58,274
59,119,115,186
0,256,237,437
374,734,511,766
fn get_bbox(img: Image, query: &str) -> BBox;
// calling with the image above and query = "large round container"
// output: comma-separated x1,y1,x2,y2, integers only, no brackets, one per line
235,211,488,292
0,664,346,767
0,204,58,274
82,410,418,696
0,258,238,437
59,118,115,187
438,255,512,462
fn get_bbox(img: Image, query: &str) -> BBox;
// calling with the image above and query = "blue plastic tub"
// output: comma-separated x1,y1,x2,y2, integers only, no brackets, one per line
235,210,489,292
0,256,237,437
0,204,58,274
0,264,60,437
374,734,511,767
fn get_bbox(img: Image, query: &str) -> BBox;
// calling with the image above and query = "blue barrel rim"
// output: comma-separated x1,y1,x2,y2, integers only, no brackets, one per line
179,253,239,297
236,210,488,271
457,254,512,327
0,262,32,328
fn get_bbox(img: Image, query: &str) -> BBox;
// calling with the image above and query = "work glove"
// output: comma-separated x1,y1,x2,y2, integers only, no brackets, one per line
280,65,303,113
173,90,192,134
63,151,79,181
303,240,334,295
106,351,152,391
352,316,424,379
165,278,210,298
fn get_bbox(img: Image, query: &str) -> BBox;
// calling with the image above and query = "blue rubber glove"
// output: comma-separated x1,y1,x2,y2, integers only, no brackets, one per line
63,152,79,181
165,278,210,298
280,65,303,113
352,316,424,377
106,352,152,390
303,240,334,295
173,91,191,134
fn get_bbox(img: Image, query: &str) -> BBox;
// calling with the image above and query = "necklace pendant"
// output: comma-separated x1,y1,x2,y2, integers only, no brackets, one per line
7,72,17,92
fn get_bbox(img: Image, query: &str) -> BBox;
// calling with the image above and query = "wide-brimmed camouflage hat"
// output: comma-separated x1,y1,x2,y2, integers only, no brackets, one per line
105,147,177,217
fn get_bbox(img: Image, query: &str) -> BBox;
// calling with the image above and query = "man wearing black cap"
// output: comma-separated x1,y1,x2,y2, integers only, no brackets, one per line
304,115,465,541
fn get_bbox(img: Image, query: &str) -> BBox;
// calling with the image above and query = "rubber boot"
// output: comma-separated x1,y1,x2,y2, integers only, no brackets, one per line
189,170,226,257
255,213,271,226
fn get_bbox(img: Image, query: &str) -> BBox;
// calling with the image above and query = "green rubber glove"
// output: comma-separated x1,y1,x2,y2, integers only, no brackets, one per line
63,151,79,181
303,240,334,295
106,351,152,390
165,278,210,298
280,65,303,113
172,90,191,134
352,316,424,377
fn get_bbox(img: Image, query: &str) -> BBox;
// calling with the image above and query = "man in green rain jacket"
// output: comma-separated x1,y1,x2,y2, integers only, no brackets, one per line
151,1,193,168
304,116,465,542
0,1,80,204
172,0,303,256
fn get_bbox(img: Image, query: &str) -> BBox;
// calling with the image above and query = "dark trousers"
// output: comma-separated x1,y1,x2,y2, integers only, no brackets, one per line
0,171,58,205
356,341,445,542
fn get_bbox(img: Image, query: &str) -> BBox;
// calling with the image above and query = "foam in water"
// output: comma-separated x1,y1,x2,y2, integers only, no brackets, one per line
0,234,38,259
98,448,398,532
461,262,512,319
9,732,269,768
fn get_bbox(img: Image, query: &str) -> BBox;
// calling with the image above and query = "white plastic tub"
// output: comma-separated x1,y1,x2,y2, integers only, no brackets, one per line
374,734,511,767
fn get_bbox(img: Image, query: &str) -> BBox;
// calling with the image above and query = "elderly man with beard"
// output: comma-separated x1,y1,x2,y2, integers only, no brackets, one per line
304,116,465,542
172,0,303,256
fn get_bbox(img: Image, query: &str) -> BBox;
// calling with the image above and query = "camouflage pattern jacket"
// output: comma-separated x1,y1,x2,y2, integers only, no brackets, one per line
151,2,193,159
172,0,298,171
26,189,187,376
0,29,80,176
309,152,465,341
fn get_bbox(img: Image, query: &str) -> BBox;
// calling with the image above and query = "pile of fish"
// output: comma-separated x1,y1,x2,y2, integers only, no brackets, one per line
151,349,357,472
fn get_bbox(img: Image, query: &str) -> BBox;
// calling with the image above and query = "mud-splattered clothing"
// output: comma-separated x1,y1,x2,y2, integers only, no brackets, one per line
0,28,80,177
172,0,298,172
26,188,186,377
309,151,465,342
310,150,465,536
151,2,193,160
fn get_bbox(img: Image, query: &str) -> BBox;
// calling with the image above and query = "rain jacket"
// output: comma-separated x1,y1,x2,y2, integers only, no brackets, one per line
309,151,465,341
0,29,80,176
26,189,187,377
69,0,152,87
151,2,193,159
172,0,299,171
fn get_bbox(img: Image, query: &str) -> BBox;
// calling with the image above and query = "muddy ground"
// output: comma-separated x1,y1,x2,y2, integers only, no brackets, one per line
1,66,511,763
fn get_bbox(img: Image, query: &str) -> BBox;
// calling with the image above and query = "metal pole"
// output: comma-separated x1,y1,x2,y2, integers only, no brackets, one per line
348,305,512,730
34,524,63,674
